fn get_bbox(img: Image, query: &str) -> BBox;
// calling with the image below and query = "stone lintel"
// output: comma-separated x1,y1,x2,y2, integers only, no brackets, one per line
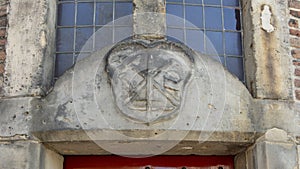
33,129,260,156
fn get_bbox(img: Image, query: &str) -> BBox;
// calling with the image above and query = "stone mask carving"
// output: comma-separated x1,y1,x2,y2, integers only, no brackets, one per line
106,40,194,123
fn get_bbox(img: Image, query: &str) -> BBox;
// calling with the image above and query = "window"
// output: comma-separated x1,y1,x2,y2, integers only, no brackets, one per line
166,0,244,81
56,0,132,77
56,0,244,81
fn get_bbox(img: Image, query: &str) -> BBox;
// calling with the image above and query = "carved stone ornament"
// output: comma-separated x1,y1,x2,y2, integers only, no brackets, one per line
105,40,195,123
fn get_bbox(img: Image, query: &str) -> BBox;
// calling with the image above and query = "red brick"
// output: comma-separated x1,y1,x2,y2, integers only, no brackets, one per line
0,29,5,37
296,90,300,100
290,10,300,18
0,51,5,60
295,68,300,76
290,38,300,48
292,49,300,59
295,79,300,87
0,39,6,46
290,29,300,36
293,60,300,66
0,17,7,27
0,5,7,17
289,1,300,9
289,19,299,28
0,63,4,74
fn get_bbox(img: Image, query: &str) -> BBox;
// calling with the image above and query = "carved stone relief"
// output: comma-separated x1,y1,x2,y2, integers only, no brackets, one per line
106,40,194,123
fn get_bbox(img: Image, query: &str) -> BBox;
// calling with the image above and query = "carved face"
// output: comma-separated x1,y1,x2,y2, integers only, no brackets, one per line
107,43,193,123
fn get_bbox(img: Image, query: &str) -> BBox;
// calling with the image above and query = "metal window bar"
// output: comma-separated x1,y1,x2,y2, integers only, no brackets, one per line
55,0,132,78
166,0,244,81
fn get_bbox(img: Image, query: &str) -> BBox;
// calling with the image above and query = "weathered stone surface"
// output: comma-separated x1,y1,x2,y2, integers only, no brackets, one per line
35,130,259,156
0,97,35,137
2,0,56,97
0,141,63,169
251,100,298,134
246,138,298,169
29,40,259,155
235,152,247,169
242,0,293,99
133,0,165,39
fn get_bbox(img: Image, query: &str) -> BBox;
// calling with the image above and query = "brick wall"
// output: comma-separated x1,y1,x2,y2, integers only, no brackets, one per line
0,0,8,91
289,0,300,101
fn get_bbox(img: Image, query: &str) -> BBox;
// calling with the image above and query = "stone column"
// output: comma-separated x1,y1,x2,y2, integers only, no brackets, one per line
0,141,63,169
235,128,298,169
0,0,61,168
242,0,293,99
133,0,166,40
2,0,56,97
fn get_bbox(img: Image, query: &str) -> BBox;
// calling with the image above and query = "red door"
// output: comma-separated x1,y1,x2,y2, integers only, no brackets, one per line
64,156,234,169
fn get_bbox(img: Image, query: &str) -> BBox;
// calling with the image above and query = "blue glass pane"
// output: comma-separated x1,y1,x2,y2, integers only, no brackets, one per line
77,3,94,25
114,26,133,42
224,8,236,30
226,57,244,81
205,7,222,30
225,32,242,55
166,0,183,2
166,4,184,18
95,27,113,49
76,28,93,51
56,28,74,52
57,3,75,26
219,56,225,65
115,2,132,19
223,0,239,7
167,28,184,42
186,5,203,28
55,54,74,77
186,0,202,4
186,30,204,53
206,31,223,55
204,0,221,5
96,2,113,25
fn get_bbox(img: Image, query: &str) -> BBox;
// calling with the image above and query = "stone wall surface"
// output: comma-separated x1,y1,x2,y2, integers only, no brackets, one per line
0,0,8,95
0,0,299,169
